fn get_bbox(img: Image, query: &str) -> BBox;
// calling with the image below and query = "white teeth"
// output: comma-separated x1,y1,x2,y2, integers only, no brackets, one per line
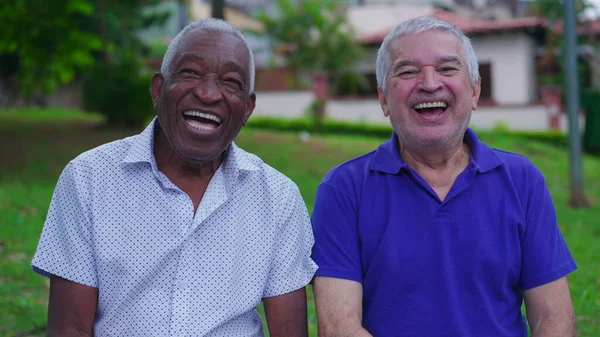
183,110,222,123
186,119,216,131
414,101,447,110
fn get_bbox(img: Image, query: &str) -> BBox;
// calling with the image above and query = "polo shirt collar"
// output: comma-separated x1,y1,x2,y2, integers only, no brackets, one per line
370,128,503,174
464,128,503,173
121,117,260,172
370,131,407,174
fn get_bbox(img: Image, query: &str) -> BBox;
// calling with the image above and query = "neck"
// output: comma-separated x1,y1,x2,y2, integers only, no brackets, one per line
400,137,468,170
399,135,471,188
153,129,223,180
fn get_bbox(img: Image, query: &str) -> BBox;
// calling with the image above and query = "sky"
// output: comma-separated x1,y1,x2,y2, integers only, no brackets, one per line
585,0,600,18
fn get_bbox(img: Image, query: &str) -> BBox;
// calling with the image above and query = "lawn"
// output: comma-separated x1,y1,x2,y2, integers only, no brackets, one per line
0,109,599,336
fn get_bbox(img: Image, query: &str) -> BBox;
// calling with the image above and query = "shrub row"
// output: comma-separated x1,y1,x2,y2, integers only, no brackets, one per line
246,116,569,147
246,116,394,138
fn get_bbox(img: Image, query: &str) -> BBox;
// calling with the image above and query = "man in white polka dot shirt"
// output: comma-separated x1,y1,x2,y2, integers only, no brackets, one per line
32,18,318,337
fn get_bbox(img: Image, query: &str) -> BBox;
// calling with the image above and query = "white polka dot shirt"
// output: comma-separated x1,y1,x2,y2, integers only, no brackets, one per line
31,118,318,336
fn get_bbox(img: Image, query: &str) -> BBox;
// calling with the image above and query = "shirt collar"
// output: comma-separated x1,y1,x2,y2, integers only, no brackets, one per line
370,128,503,174
121,117,157,164
370,131,407,174
121,117,260,172
464,128,503,173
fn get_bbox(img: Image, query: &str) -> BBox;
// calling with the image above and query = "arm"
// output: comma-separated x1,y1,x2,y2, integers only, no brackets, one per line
313,276,372,337
524,276,577,337
47,275,98,337
263,287,308,337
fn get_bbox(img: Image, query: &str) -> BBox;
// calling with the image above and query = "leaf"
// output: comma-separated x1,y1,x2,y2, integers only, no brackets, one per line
66,0,94,16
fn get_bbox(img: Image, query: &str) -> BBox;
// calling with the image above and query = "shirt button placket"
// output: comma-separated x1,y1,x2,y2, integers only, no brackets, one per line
170,243,191,336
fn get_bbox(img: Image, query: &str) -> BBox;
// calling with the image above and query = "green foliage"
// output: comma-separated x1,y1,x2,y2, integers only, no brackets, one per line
0,0,101,96
247,116,392,138
82,0,171,127
255,0,366,129
246,116,573,148
82,58,154,128
98,0,172,62
529,0,592,85
0,0,171,128
256,0,363,74
581,89,600,154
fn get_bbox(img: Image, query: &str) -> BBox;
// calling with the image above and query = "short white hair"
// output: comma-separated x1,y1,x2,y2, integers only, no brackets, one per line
376,17,479,91
161,18,255,92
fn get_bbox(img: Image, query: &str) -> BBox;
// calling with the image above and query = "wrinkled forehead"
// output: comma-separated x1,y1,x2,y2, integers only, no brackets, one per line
174,29,250,70
389,30,464,63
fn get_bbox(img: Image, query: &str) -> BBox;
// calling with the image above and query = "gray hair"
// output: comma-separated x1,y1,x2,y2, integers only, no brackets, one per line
376,17,479,91
161,18,255,92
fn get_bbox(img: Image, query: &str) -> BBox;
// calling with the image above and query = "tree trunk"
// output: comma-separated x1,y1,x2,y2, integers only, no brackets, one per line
96,0,110,76
212,0,225,20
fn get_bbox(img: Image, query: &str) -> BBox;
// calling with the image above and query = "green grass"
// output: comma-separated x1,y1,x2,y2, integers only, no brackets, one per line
1,109,599,336
0,107,104,123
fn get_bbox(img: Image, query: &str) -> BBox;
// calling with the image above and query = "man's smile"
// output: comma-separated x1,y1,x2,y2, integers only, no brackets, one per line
183,110,223,132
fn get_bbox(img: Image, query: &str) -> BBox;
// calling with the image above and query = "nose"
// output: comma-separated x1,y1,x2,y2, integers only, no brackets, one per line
417,66,443,92
192,77,223,104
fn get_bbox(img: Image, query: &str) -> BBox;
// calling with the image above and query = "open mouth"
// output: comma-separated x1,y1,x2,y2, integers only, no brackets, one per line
413,101,448,114
183,110,222,131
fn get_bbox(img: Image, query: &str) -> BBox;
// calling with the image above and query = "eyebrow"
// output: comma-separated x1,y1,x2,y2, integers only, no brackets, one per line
175,55,247,78
437,55,462,65
222,61,247,78
176,54,206,67
390,59,416,74
391,55,463,73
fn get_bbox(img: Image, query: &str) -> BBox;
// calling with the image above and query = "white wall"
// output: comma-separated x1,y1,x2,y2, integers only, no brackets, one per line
253,90,584,132
471,32,537,105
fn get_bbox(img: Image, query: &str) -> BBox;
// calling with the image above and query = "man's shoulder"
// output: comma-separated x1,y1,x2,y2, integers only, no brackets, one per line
322,149,377,185
235,146,301,195
70,135,138,170
489,147,544,180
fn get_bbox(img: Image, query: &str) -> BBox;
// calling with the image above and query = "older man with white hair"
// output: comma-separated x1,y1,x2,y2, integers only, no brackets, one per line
32,18,317,337
311,17,577,337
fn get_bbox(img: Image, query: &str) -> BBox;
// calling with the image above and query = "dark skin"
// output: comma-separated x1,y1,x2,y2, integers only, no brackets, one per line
46,29,309,337
47,276,97,337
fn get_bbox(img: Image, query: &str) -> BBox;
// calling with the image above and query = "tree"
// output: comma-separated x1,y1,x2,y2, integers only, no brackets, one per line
529,0,591,85
530,0,592,208
81,0,173,127
0,0,102,97
256,0,364,127
212,0,226,20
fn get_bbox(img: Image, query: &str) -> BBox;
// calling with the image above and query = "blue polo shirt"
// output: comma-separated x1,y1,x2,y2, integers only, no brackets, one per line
311,128,577,337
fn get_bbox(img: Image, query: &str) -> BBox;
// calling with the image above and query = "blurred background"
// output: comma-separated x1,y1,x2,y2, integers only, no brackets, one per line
0,0,599,336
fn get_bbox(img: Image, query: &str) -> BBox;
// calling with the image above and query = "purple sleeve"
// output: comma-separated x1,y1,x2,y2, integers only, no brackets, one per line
519,176,577,290
311,182,363,283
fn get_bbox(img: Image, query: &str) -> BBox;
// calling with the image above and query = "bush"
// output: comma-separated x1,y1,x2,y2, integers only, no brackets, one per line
82,59,154,128
246,116,571,148
246,116,393,138
581,89,600,155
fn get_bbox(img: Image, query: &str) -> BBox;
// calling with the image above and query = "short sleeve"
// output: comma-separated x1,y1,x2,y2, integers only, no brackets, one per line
263,185,318,298
31,162,98,288
311,182,363,283
519,176,577,290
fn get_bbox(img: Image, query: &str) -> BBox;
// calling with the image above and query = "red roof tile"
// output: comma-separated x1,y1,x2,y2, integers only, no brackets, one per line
357,10,545,44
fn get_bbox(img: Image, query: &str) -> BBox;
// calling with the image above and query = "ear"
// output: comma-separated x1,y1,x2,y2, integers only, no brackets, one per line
377,86,389,117
150,72,164,107
242,92,256,126
471,76,481,111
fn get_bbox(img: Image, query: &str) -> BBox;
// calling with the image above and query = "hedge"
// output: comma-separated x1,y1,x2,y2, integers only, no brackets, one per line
246,116,569,148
